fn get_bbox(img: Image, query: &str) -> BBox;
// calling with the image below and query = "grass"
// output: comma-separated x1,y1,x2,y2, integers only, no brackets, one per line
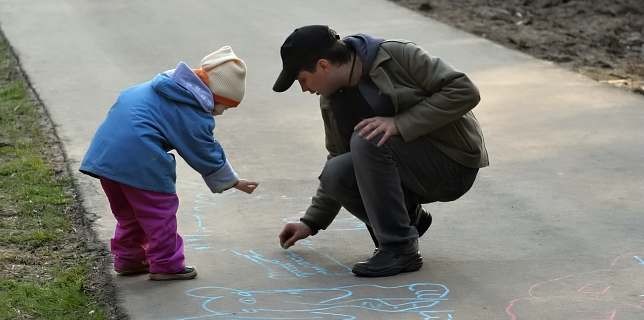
0,267,103,320
0,33,108,319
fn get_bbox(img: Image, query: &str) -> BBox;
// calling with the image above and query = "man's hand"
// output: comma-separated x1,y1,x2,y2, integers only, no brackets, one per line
234,179,259,194
355,117,399,146
278,222,312,249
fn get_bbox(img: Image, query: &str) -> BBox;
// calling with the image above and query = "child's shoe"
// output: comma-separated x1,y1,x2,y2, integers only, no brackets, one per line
149,266,197,281
115,263,150,276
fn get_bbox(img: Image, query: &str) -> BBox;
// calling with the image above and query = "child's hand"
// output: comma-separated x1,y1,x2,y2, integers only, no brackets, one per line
234,179,259,194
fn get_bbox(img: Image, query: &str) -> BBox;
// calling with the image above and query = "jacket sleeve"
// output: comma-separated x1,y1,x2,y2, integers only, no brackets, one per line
298,97,343,233
169,115,239,193
319,96,343,158
393,42,481,142
301,185,342,234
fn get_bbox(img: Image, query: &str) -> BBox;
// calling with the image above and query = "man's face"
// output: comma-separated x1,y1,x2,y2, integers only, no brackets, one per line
296,59,341,97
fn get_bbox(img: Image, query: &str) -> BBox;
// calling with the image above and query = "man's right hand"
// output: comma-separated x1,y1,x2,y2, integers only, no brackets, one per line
278,222,312,249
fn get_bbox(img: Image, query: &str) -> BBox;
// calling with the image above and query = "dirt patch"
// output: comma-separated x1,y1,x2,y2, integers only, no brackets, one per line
393,0,644,94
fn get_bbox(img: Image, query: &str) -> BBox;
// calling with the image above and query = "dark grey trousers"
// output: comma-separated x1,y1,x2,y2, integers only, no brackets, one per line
319,132,478,252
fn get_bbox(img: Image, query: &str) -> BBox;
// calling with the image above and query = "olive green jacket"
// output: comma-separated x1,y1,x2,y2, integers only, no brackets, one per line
302,40,488,232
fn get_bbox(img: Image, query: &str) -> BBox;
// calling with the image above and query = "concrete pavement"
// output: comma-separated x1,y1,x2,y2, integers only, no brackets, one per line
1,0,644,319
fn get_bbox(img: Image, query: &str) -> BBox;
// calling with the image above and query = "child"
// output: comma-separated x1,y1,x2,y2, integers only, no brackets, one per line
80,46,258,280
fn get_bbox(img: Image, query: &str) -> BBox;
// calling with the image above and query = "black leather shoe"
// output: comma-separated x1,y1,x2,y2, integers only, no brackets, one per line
415,207,432,238
352,249,423,277
367,207,432,253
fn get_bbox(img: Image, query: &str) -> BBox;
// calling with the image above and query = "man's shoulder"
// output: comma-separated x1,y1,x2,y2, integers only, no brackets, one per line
379,39,415,51
376,40,422,60
382,39,414,45
370,40,420,68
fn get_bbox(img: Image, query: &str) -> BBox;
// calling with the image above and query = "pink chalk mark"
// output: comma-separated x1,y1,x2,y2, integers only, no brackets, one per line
578,283,593,293
527,274,574,297
581,309,618,320
505,251,644,319
577,283,611,296
505,298,520,320
601,286,611,295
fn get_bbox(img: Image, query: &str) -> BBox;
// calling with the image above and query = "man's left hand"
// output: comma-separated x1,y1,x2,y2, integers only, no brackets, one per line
355,117,399,146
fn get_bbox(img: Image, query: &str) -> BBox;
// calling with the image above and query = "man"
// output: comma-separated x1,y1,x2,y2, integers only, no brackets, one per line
275,25,488,277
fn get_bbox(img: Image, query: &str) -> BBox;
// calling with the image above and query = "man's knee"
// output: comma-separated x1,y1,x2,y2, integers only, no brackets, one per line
319,154,355,194
350,133,403,158
349,133,379,156
351,133,404,161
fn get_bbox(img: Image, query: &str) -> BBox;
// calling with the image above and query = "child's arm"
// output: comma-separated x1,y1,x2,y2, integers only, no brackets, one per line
168,115,246,193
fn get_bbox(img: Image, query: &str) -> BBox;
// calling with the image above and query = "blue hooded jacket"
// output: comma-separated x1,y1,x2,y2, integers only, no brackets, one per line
80,62,238,194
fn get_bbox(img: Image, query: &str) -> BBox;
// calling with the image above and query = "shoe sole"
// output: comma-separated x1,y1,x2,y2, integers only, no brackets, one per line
149,269,197,281
116,269,149,276
352,256,423,277
115,267,150,276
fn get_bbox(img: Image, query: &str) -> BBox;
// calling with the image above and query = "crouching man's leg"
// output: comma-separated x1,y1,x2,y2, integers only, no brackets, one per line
318,152,385,251
319,152,429,251
348,132,479,277
348,133,423,277
318,153,369,223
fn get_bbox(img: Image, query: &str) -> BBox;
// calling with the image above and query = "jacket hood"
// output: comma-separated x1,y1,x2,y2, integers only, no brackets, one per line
151,62,214,113
343,34,385,73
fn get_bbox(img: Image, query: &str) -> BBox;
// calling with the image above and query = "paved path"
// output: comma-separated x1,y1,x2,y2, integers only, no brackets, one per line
2,1,644,319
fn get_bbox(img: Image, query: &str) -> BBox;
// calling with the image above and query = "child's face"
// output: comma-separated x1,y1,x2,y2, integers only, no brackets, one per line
212,103,232,116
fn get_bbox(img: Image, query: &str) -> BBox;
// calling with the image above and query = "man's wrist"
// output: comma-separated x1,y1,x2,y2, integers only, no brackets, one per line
299,218,320,235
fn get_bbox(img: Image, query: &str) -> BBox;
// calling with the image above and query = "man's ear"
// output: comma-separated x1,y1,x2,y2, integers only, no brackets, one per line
317,59,331,72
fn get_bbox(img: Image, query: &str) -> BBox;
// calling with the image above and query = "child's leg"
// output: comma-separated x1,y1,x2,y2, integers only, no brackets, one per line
120,184,185,274
100,178,149,272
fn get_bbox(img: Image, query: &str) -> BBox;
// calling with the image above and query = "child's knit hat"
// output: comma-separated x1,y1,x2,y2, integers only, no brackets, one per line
194,46,246,107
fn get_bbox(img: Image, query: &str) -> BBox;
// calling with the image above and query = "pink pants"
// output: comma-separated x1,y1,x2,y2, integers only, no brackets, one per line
100,178,184,274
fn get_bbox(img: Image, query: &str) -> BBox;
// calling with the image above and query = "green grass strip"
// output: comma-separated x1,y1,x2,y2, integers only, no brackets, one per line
0,34,107,320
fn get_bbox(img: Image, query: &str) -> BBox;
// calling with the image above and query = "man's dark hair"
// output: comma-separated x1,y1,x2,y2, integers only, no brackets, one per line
274,25,355,92
300,40,352,73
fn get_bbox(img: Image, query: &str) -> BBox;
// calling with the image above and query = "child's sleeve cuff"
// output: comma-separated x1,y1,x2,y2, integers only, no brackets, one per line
203,160,239,193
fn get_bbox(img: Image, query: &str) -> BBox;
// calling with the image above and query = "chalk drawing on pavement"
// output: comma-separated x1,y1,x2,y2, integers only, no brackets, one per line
505,251,644,319
184,234,212,251
181,192,219,251
229,248,352,280
282,213,367,232
177,283,453,320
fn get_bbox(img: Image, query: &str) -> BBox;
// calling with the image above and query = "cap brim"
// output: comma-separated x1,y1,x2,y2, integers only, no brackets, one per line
272,68,297,92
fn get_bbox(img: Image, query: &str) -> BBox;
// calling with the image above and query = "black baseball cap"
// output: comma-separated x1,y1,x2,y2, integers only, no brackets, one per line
273,25,340,92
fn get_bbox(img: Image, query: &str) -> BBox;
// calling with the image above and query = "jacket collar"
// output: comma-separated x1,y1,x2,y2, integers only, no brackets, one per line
368,47,398,109
369,47,392,71
320,45,394,110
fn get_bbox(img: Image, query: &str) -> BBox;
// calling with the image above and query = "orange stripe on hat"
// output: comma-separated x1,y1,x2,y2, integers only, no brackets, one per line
193,68,210,86
214,94,240,107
